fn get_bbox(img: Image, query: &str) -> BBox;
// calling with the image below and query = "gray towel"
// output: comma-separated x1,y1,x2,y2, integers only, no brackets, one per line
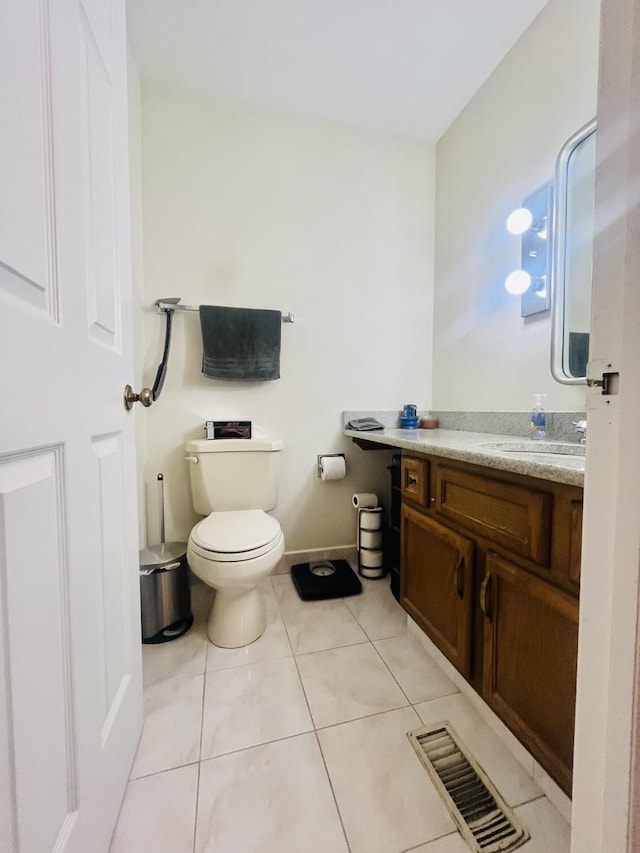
199,305,281,381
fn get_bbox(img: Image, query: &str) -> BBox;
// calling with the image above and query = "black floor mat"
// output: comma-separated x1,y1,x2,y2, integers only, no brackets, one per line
291,560,362,601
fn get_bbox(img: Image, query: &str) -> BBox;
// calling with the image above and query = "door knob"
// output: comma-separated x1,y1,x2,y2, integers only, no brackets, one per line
123,384,153,411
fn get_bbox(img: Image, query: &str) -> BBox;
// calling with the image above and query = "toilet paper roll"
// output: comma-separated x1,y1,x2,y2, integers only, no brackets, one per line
360,530,383,549
352,493,378,509
359,548,384,568
359,507,383,530
319,455,346,481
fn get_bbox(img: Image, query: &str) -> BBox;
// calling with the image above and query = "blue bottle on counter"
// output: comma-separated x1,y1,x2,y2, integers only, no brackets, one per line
530,394,547,440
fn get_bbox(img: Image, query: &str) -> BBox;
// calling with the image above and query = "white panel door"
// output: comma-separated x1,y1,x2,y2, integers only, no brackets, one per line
0,0,142,851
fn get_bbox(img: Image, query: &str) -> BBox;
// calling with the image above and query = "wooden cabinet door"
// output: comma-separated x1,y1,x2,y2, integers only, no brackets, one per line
482,553,579,794
401,505,474,677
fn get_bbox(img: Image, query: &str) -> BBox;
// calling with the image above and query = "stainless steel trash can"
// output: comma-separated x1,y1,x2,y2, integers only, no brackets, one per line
139,542,193,643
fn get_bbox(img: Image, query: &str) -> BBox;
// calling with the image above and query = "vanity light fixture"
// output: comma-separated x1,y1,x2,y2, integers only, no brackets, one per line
506,206,549,238
504,270,531,295
504,183,553,317
506,207,533,235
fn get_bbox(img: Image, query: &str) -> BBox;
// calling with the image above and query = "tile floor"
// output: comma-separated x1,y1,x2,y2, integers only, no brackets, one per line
110,573,571,853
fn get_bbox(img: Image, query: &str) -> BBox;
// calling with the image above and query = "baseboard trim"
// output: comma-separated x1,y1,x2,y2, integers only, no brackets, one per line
271,545,357,574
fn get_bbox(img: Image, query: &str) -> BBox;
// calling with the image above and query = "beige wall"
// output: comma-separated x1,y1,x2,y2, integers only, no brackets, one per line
139,84,435,550
432,0,601,412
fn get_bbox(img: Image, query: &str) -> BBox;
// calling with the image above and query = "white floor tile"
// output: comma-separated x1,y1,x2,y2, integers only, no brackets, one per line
408,832,470,852
374,633,458,704
200,657,312,758
142,628,208,686
271,571,308,608
407,617,459,684
403,798,566,853
358,575,393,595
141,582,211,686
205,580,292,671
515,797,571,853
344,583,407,639
131,675,203,779
282,598,368,653
296,643,409,728
109,764,198,853
272,571,369,653
195,733,349,853
123,574,566,853
318,708,455,853
414,693,541,806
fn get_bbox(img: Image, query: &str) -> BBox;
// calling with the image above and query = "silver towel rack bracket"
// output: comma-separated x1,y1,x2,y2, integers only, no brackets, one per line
154,298,295,323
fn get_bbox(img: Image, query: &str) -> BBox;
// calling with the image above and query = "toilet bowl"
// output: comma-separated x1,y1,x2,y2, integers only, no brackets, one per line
184,434,284,647
187,508,284,647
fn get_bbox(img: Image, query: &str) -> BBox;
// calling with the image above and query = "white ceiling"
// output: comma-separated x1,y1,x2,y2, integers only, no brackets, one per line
127,0,549,141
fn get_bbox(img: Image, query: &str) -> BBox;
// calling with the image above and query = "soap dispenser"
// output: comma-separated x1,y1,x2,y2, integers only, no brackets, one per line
530,394,547,440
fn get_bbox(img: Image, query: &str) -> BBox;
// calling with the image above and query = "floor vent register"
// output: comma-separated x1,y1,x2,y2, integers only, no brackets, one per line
407,723,530,853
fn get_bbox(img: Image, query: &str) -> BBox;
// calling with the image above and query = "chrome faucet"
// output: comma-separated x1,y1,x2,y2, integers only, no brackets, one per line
572,419,587,444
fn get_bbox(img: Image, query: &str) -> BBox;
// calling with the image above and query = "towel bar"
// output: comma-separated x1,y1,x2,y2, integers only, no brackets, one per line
155,298,295,323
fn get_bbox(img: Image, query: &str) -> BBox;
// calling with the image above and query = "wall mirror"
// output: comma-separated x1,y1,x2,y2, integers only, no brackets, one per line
551,118,597,385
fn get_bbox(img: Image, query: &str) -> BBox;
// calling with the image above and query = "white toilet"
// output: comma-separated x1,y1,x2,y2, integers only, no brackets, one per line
185,436,285,648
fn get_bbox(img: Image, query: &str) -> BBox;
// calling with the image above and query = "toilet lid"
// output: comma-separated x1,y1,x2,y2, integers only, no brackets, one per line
191,510,281,556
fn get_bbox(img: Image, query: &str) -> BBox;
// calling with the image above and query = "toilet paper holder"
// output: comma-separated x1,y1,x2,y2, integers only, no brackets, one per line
317,453,346,478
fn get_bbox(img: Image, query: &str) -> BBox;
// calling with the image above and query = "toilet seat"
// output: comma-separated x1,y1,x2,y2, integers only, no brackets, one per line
190,510,282,562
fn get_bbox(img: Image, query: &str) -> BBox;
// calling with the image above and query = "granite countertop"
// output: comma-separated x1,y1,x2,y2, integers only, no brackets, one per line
344,427,585,487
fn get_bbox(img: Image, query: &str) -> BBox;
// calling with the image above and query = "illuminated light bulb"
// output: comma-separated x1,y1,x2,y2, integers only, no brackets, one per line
506,207,533,235
505,270,532,295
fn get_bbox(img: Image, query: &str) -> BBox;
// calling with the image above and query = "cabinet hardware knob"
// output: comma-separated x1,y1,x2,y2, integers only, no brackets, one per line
480,574,492,619
407,473,417,486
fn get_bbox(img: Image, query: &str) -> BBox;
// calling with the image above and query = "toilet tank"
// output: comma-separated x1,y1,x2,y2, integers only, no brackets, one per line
185,437,283,514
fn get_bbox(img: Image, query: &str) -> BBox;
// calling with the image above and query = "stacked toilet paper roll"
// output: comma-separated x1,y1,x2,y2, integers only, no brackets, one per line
356,505,385,579
360,529,383,549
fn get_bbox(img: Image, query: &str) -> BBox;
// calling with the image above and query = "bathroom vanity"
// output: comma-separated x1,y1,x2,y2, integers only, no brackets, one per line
346,426,584,796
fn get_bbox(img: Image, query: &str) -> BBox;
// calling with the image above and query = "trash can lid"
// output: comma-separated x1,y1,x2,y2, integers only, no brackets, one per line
139,541,187,570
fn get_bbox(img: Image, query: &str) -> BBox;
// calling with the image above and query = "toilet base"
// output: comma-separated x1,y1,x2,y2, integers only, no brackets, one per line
207,585,267,648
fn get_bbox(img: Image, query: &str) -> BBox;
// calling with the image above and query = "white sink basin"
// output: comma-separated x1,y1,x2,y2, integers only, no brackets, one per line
480,441,585,459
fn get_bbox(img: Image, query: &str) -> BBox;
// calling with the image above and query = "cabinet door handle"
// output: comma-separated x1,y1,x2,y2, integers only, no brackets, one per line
480,574,492,619
453,555,464,598
407,472,418,486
